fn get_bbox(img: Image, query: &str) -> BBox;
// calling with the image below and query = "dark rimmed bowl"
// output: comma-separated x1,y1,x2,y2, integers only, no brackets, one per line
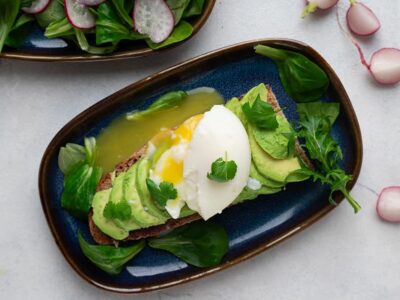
38,39,363,293
0,0,215,62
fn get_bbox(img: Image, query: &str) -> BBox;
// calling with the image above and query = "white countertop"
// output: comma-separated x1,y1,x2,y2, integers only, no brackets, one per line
1,0,399,299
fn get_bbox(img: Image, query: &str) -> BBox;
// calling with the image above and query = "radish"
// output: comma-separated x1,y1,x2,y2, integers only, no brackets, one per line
134,0,175,43
301,0,339,18
376,186,400,223
65,0,96,29
77,0,106,6
21,0,51,14
346,0,380,36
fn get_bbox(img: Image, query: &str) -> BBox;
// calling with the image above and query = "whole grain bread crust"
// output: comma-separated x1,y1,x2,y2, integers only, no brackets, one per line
89,87,312,244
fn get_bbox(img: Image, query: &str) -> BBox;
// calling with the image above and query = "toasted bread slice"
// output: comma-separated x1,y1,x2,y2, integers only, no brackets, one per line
89,87,312,244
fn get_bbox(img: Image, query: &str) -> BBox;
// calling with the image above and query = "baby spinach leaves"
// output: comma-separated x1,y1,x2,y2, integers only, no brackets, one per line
148,221,229,268
0,0,21,53
255,44,329,103
146,179,177,206
78,232,145,275
207,153,237,183
242,94,278,129
146,21,193,50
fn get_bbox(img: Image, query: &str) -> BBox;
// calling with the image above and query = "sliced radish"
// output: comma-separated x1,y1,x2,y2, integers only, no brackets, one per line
369,48,400,85
65,0,96,29
134,0,175,43
22,0,51,14
346,1,380,36
302,0,339,18
377,186,400,223
77,0,106,6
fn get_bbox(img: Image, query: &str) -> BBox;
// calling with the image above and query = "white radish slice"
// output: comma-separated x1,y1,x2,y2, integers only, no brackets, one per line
376,186,400,223
369,48,400,85
65,0,96,29
77,0,106,6
134,0,175,43
347,2,380,36
302,0,339,18
22,0,51,14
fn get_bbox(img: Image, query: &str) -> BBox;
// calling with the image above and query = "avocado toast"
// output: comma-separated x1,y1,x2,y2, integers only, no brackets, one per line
89,84,313,245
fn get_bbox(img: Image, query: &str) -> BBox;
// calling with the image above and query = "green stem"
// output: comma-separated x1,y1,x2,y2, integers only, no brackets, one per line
254,45,287,61
301,3,318,18
340,188,361,213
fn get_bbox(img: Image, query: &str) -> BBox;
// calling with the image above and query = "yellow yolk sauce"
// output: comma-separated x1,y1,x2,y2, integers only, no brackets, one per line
96,90,224,173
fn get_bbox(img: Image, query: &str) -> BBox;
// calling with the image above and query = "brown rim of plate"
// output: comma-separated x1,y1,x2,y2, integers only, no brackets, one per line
0,0,216,62
38,38,363,293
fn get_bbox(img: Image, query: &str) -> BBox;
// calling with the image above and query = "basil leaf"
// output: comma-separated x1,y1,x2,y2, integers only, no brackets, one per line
58,143,86,174
182,0,205,18
78,232,145,275
242,95,278,129
0,0,21,53
148,221,229,268
126,90,187,120
167,0,191,24
207,155,237,183
146,21,193,50
5,14,34,48
255,45,329,103
296,102,361,213
146,179,177,207
103,200,132,221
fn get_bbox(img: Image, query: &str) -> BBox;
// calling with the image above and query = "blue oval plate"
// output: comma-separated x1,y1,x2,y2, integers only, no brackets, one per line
38,39,362,293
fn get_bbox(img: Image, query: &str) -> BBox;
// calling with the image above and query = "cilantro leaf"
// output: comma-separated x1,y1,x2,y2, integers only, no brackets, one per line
103,201,132,221
242,94,279,130
146,179,177,206
207,154,237,183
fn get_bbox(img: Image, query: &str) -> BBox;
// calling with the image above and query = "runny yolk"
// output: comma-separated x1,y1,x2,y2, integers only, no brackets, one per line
158,155,183,185
173,114,203,144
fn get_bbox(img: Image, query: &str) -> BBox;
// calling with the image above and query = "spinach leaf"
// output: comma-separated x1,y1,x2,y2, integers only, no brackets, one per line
167,0,190,24
96,2,145,45
78,232,145,275
61,138,103,219
242,94,278,129
74,28,117,55
207,154,237,183
183,0,205,18
58,142,86,174
36,0,65,29
110,0,133,27
45,18,74,39
148,221,229,268
5,14,34,48
255,45,329,103
20,0,34,7
146,21,193,50
296,102,361,213
126,90,187,120
0,0,21,53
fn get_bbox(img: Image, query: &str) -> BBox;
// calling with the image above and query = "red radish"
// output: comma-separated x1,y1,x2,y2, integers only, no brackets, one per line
77,0,106,6
65,0,96,29
346,0,380,36
301,0,339,18
21,0,51,14
134,0,175,43
377,186,400,223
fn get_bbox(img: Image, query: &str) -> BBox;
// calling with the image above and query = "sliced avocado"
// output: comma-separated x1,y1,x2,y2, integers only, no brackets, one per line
136,158,169,220
225,97,247,125
92,189,129,240
123,162,164,227
232,185,281,205
179,205,196,218
249,127,301,182
250,162,284,188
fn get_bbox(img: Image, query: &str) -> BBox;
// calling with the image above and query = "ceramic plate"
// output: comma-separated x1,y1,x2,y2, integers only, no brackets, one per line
0,0,215,62
39,39,362,293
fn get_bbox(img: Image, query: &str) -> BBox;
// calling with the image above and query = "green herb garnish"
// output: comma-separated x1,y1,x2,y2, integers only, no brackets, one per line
207,153,238,182
78,232,145,275
148,221,229,268
255,44,329,103
146,178,177,206
242,94,278,129
103,201,132,221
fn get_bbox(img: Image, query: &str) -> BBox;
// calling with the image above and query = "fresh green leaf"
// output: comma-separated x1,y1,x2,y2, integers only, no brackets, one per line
5,14,34,48
103,200,132,221
255,45,329,103
35,0,65,29
0,0,21,53
296,102,361,213
167,0,191,24
242,94,278,130
45,18,74,39
146,179,177,207
58,143,86,174
78,232,145,275
20,0,34,8
110,0,133,27
207,153,237,183
182,0,205,18
126,90,187,120
148,221,229,268
74,28,117,55
146,21,193,50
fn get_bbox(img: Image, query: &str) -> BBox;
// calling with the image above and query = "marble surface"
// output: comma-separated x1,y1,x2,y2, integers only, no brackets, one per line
0,1,399,299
